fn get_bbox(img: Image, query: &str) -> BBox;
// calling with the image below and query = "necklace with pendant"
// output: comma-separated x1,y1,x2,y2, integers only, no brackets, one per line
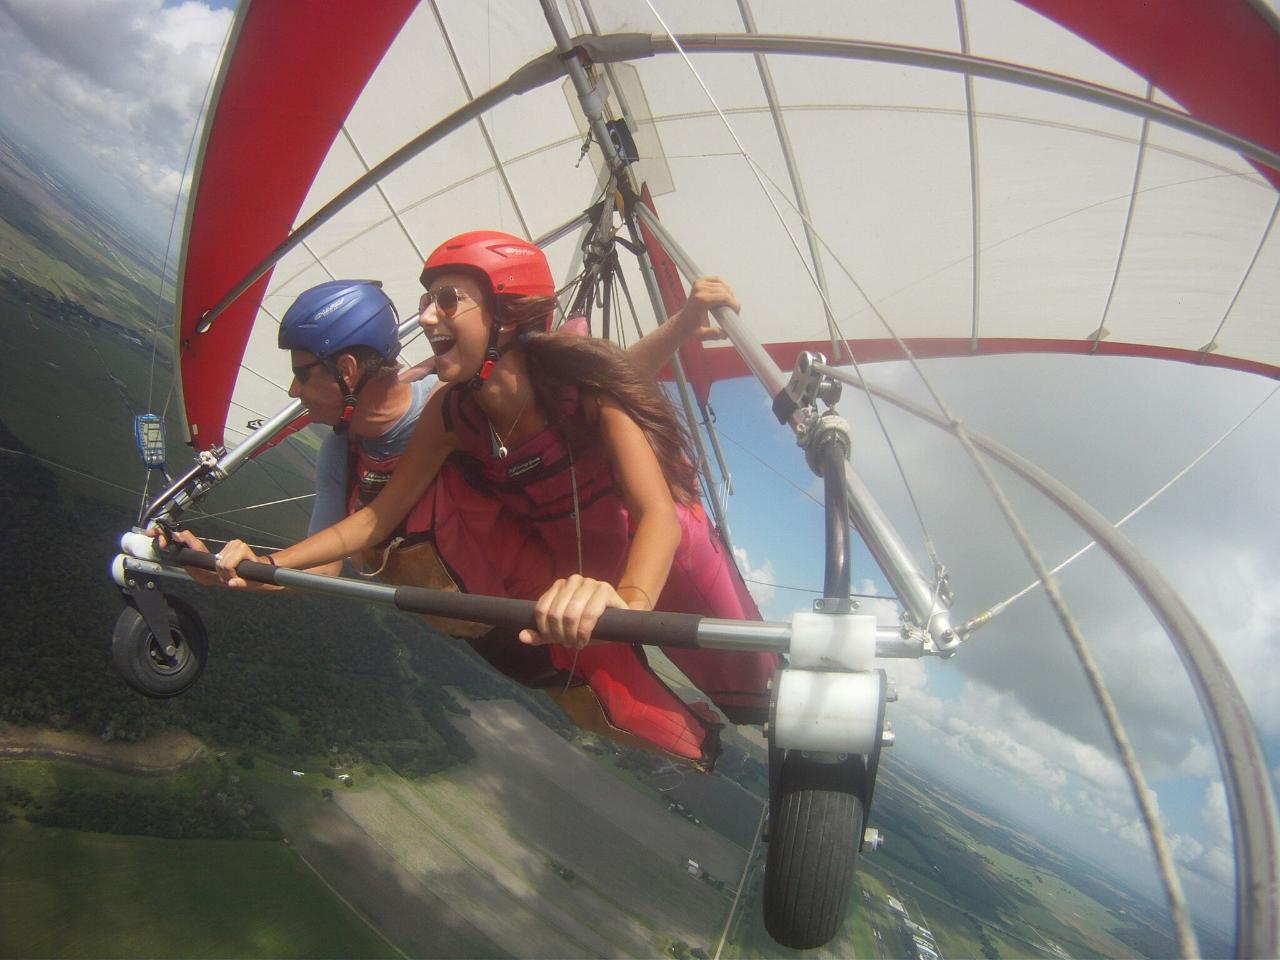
489,396,531,459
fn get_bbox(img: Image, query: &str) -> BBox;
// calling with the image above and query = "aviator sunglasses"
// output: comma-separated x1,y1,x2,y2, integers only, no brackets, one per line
418,285,469,317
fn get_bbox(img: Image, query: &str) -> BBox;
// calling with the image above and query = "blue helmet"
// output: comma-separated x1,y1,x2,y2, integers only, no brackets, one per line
278,280,400,362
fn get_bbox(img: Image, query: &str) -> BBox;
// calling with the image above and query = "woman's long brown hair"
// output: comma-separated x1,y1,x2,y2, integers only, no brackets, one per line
499,294,700,505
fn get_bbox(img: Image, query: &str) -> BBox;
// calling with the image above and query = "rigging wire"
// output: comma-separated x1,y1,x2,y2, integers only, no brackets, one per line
0,447,141,498
236,457,317,527
176,509,298,549
743,577,896,602
965,381,1280,634
717,428,822,509
184,492,314,522
639,8,1197,951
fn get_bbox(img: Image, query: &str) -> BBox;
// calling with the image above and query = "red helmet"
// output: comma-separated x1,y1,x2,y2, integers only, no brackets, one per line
420,230,554,301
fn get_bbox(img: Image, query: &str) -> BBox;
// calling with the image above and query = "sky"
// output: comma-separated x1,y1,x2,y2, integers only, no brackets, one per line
1,0,1276,942
0,0,234,244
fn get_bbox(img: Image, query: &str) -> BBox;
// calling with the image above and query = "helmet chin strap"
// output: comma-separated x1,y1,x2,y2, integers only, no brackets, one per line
468,321,522,390
332,365,373,434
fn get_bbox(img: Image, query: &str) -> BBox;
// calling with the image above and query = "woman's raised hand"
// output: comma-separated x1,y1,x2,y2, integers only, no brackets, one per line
681,275,739,342
520,574,631,649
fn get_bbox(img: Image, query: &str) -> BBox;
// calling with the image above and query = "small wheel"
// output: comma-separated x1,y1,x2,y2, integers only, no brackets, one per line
763,751,865,950
112,596,208,698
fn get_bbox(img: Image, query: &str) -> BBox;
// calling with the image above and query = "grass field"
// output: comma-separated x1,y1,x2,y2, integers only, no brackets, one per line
0,820,397,959
0,753,222,805
242,692,748,959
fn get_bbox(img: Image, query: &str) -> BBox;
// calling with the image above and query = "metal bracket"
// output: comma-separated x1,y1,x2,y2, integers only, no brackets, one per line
860,668,889,849
123,575,178,664
139,448,225,528
813,596,859,614
771,350,843,425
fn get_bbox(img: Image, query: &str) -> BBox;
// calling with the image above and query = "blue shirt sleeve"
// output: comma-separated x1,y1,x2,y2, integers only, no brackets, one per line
309,432,349,537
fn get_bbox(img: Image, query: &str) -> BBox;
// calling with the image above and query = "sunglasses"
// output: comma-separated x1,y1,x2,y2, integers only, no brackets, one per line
418,285,467,317
291,359,326,381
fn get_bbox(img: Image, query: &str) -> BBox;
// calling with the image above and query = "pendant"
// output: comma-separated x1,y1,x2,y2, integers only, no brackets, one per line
497,444,508,459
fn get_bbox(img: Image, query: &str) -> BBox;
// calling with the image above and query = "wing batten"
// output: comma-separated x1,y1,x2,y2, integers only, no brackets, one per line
1019,0,1280,188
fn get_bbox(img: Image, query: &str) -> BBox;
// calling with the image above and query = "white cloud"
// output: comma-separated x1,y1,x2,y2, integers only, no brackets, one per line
1200,780,1230,846
1171,738,1218,779
0,0,231,236
1158,782,1235,886
936,678,1128,794
901,669,1240,890
733,544,777,615
855,576,901,625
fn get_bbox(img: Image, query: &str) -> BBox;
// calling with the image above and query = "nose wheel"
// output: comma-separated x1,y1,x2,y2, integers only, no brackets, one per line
111,594,208,698
762,747,867,949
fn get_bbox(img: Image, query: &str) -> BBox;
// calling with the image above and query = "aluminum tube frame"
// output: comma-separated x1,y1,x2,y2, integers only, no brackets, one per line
622,217,737,549
823,365,1279,959
115,555,916,658
635,204,955,647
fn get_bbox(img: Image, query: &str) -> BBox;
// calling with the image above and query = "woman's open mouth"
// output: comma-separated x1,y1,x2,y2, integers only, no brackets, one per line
428,333,456,357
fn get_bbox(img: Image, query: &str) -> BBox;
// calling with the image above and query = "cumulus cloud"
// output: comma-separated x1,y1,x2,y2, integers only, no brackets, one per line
0,0,232,236
733,544,778,615
855,576,901,624
1200,780,1230,845
1164,781,1234,886
898,673,1129,796
846,356,1280,784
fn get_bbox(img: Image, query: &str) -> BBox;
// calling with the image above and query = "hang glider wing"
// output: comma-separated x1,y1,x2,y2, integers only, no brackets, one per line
176,0,1280,452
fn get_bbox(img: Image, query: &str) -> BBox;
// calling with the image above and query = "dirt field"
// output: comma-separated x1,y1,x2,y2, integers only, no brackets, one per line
279,693,748,958
0,724,205,773
250,779,506,959
643,768,764,850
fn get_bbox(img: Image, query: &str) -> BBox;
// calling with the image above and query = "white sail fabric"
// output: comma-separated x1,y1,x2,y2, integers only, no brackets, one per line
199,0,1279,450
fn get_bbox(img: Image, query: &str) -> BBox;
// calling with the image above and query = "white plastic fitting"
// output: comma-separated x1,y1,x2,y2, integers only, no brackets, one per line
120,531,160,561
772,669,881,754
788,612,877,671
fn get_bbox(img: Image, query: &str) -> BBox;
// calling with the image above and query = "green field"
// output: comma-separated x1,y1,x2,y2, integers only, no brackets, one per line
0,755,221,804
0,820,397,959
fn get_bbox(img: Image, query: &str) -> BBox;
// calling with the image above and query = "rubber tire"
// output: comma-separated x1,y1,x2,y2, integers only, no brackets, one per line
763,751,865,950
111,597,208,698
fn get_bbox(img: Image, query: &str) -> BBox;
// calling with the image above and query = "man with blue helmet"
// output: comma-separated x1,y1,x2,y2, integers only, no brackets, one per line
276,280,435,548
